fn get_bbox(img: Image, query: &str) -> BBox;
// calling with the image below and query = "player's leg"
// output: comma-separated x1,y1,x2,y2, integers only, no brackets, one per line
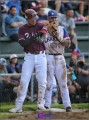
9,54,35,112
44,75,54,109
44,55,55,109
55,55,71,111
35,53,47,110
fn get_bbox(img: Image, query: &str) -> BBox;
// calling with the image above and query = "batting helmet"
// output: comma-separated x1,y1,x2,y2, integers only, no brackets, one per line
25,9,37,20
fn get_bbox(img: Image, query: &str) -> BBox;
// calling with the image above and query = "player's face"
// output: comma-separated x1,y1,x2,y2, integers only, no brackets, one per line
27,18,37,25
48,17,57,23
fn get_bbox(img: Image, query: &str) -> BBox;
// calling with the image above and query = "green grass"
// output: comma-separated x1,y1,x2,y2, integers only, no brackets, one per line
52,103,89,109
0,102,89,112
0,102,89,119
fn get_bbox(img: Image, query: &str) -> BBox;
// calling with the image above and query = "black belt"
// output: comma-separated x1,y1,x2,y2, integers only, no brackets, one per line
26,50,45,54
48,53,62,55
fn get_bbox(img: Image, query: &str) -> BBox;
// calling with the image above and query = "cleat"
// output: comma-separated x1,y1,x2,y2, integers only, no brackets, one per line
37,104,46,110
38,106,46,110
9,107,22,113
66,107,72,112
44,106,50,109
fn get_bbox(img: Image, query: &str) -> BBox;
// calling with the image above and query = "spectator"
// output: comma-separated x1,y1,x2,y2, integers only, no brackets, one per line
69,51,79,68
69,48,81,67
0,58,18,101
0,58,8,101
72,0,85,16
67,65,81,103
60,0,73,14
6,54,21,100
48,0,61,12
7,54,22,74
59,8,78,51
5,5,26,41
67,49,81,103
0,58,7,74
39,0,48,8
76,54,89,99
0,0,9,37
21,0,42,14
37,7,48,25
6,0,21,15
6,53,21,82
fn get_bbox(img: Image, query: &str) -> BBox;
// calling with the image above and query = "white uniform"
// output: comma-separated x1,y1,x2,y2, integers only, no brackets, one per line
44,26,71,108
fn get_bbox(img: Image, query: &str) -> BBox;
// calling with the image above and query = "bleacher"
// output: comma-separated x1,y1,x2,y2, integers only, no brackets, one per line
65,21,89,63
0,21,89,63
0,0,89,63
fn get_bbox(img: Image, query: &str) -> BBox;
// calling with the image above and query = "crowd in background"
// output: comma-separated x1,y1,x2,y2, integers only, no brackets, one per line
0,0,89,103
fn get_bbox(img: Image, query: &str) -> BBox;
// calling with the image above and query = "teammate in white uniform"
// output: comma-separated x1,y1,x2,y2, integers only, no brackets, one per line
44,10,72,112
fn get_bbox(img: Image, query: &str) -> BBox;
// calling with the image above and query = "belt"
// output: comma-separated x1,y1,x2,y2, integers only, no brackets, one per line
26,50,45,54
48,53,62,55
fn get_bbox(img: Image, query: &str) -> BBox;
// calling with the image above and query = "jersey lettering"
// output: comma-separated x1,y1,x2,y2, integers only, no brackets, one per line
25,33,29,38
45,36,56,43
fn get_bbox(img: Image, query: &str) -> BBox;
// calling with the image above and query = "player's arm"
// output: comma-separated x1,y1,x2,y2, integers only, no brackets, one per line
58,27,71,47
18,27,31,47
18,27,36,47
18,27,47,47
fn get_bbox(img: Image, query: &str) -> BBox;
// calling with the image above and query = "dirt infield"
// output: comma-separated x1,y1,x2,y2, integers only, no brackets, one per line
6,108,89,120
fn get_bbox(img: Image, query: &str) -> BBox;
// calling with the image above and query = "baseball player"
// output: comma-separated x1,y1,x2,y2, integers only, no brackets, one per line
44,10,72,112
9,9,47,113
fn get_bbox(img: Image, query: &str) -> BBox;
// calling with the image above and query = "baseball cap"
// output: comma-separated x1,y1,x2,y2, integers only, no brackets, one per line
71,51,79,56
25,9,38,20
30,2,42,11
48,10,58,18
0,58,7,66
73,48,81,54
10,54,17,60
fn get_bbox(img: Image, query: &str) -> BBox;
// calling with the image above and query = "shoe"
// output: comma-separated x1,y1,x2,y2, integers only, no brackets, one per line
37,104,46,110
44,106,50,109
0,33,7,37
66,107,72,112
9,107,22,113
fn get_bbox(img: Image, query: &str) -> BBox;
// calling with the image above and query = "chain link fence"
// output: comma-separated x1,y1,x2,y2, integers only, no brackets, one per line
0,73,38,103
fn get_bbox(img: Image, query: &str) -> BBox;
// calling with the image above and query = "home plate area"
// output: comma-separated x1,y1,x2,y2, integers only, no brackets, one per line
7,108,89,120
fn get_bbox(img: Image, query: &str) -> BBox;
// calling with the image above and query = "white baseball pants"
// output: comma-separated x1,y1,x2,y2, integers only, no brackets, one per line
15,52,47,107
45,54,71,108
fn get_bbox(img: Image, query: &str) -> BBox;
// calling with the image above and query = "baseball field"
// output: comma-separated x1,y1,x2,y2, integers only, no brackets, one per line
0,102,89,120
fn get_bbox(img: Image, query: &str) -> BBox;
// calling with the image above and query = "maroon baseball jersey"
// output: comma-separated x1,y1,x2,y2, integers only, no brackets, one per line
18,23,46,53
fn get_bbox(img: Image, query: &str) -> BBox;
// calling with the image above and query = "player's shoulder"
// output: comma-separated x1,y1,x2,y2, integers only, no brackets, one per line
19,24,27,30
58,25,66,31
36,22,46,27
36,22,47,30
